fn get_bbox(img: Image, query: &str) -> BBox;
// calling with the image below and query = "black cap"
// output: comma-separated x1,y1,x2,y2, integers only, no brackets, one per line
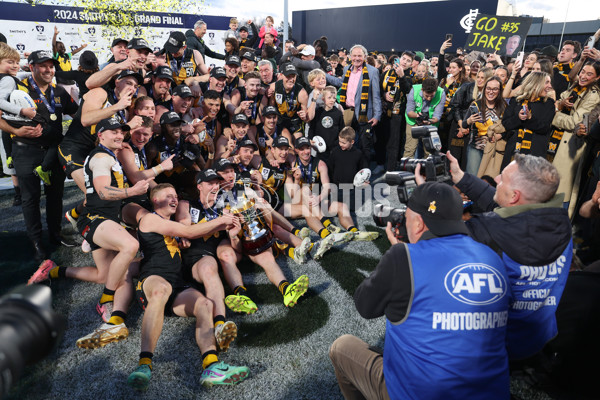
154,65,174,81
164,31,186,54
127,38,152,51
241,51,256,62
78,50,98,70
159,111,183,125
28,50,53,64
273,136,290,148
282,63,298,76
262,105,279,116
225,55,241,66
196,169,224,183
111,38,129,48
116,70,144,85
239,138,258,150
407,182,470,237
210,67,227,79
232,113,249,125
172,84,193,98
215,158,234,172
96,116,131,134
239,26,249,32
295,136,310,148
541,45,558,58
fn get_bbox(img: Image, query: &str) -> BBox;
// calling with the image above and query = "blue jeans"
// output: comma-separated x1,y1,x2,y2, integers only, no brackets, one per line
466,145,483,176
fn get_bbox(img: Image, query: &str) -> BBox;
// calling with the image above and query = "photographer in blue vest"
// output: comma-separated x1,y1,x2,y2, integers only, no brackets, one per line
330,182,511,399
447,151,572,361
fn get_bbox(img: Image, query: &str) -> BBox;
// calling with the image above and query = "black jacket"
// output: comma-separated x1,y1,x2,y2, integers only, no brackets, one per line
457,172,572,265
449,81,476,122
185,29,225,61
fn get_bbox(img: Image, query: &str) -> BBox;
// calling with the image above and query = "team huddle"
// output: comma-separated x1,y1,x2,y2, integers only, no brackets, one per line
0,26,379,391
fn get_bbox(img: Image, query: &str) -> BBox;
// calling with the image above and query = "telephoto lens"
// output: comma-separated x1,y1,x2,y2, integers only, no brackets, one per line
0,285,66,397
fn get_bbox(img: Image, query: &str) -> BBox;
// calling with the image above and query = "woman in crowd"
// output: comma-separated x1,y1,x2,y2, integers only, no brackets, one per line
551,62,600,213
448,67,492,168
460,76,506,175
224,37,239,58
469,60,481,80
501,71,555,169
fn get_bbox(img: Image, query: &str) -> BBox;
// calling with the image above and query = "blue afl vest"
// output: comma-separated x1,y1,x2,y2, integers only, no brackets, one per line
384,235,511,400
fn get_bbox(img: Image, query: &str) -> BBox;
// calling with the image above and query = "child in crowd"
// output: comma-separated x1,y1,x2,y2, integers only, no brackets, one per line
327,127,367,210
223,17,240,43
258,16,278,49
309,86,344,161
0,43,36,203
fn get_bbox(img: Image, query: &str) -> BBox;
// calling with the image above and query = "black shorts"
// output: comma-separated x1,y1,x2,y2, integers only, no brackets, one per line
181,243,220,281
135,278,190,317
77,213,118,251
58,144,88,178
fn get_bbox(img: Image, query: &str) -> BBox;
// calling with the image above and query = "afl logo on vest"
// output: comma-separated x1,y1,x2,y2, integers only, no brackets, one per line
444,264,507,306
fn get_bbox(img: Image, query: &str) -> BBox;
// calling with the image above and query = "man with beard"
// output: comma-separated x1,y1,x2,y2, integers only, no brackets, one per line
146,112,203,192
139,65,174,109
225,72,268,126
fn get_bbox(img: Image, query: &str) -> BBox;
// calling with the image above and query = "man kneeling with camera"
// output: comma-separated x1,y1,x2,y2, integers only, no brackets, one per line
329,182,511,399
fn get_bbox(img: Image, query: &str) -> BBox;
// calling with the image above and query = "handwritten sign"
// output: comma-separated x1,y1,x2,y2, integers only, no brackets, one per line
465,14,533,57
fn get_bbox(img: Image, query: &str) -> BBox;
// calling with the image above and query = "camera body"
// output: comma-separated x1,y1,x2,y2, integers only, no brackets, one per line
372,126,451,239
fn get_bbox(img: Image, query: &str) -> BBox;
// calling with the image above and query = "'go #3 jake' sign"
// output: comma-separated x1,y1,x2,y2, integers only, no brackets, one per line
465,14,533,57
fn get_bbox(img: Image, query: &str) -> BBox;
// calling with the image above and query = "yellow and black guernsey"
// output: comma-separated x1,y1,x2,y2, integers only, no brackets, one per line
82,145,128,221
235,87,263,125
274,79,304,133
293,156,321,190
258,156,288,209
182,199,224,264
138,223,186,287
256,123,279,156
166,49,199,86
60,89,121,163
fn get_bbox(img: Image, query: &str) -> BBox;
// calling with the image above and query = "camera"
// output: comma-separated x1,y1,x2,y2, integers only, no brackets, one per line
397,126,451,183
0,285,66,396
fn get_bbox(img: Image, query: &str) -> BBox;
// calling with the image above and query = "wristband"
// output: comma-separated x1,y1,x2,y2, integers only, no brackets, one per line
152,164,164,176
208,153,215,159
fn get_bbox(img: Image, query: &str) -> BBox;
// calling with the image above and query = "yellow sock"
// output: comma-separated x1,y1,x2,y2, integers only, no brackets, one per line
139,357,153,369
322,218,332,228
349,227,358,233
49,266,60,279
319,228,331,238
202,354,219,369
288,247,295,258
108,314,124,325
70,208,80,219
278,281,290,295
100,293,114,304
214,320,224,329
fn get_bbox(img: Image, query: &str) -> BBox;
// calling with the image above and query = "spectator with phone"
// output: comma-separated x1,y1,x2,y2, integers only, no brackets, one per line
501,71,555,170
551,62,600,214
553,40,582,97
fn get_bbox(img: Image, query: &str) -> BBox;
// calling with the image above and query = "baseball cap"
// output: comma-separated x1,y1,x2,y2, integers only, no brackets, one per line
164,31,186,54
78,51,98,70
128,38,152,51
273,136,290,148
28,50,53,64
159,111,183,125
239,26,249,32
262,105,279,116
154,65,175,81
541,45,558,59
96,116,131,134
300,45,315,57
215,158,234,172
111,38,129,48
232,113,249,125
210,67,227,79
407,182,469,237
196,169,224,183
172,84,194,98
239,138,258,150
116,70,144,85
295,137,310,148
282,63,298,76
225,55,241,67
241,51,256,62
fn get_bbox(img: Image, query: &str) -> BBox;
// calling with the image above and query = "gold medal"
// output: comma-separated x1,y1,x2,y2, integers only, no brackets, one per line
50,114,57,121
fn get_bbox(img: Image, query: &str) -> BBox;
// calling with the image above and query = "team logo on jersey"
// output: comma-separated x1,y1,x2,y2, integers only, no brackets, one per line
275,93,283,104
321,116,333,128
444,263,507,306
261,168,270,180
190,207,200,223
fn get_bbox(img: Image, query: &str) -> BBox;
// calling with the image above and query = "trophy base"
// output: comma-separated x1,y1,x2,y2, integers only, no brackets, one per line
242,229,275,255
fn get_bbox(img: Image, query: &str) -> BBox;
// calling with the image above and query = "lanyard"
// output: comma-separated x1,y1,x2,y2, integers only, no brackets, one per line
161,135,182,156
28,76,56,113
297,157,313,183
109,90,127,123
130,141,147,169
245,94,258,121
286,87,295,110
198,199,219,221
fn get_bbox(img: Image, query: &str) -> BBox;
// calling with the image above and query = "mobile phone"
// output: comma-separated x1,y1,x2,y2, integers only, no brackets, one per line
522,105,528,115
582,113,590,130
469,104,479,115
446,33,453,42
394,58,400,66
584,35,596,50
516,51,525,64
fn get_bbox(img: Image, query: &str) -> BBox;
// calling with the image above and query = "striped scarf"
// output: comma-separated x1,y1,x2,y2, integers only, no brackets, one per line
554,62,574,83
514,97,541,156
339,64,370,123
